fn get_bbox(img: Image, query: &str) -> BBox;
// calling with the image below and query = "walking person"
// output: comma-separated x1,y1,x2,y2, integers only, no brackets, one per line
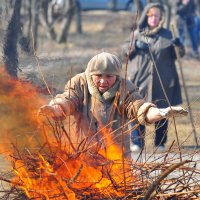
176,0,199,58
122,2,185,152
38,52,187,157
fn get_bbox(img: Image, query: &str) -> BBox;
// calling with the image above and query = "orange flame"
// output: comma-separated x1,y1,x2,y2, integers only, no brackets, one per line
0,67,136,199
0,67,46,152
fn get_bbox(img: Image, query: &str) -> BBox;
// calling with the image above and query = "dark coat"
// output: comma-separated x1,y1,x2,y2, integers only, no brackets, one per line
176,0,196,27
123,2,184,108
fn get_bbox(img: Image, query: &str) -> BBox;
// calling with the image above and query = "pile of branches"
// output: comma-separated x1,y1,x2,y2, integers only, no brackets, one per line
0,120,200,199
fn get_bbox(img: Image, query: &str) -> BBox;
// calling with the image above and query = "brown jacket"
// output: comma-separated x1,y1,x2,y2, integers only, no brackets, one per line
53,72,154,153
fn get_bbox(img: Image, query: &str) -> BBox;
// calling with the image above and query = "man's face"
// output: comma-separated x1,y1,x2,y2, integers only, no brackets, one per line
92,74,117,93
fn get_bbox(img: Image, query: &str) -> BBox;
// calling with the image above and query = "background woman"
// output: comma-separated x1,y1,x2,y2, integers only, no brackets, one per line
123,2,185,151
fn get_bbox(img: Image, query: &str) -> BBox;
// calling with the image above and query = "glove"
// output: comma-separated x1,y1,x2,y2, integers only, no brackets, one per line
159,106,188,118
172,38,182,47
38,104,65,121
135,40,149,51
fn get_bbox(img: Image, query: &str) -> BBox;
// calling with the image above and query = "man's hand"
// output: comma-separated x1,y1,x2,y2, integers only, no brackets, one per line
159,106,188,118
38,104,65,120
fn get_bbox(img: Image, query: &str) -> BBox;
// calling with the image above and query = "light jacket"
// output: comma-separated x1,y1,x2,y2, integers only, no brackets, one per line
52,72,154,153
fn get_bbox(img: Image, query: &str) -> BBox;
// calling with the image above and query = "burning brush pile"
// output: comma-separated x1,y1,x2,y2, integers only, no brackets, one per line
0,68,200,199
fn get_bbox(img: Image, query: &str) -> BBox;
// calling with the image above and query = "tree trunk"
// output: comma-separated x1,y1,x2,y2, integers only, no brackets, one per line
75,0,82,34
18,0,32,53
30,0,40,51
40,0,56,40
111,0,117,11
3,0,22,78
135,0,143,19
57,0,75,43
163,0,171,29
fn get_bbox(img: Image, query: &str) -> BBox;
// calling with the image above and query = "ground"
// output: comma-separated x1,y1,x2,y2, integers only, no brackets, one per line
1,10,200,172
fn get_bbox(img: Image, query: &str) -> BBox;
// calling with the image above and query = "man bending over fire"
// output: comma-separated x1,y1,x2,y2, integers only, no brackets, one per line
38,52,187,156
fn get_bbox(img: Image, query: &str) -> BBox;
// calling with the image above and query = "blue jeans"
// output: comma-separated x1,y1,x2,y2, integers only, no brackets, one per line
178,16,199,53
131,119,168,147
131,123,145,148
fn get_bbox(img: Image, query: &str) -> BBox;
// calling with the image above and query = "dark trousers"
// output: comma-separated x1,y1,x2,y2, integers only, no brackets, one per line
131,119,168,148
178,16,199,54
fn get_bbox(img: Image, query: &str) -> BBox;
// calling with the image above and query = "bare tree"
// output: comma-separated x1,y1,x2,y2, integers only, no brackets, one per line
30,0,40,50
135,0,143,18
40,0,57,40
38,0,82,43
75,0,82,34
3,0,22,78
57,0,76,43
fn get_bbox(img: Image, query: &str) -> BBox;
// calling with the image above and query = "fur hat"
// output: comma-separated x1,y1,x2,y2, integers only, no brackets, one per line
86,52,122,76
